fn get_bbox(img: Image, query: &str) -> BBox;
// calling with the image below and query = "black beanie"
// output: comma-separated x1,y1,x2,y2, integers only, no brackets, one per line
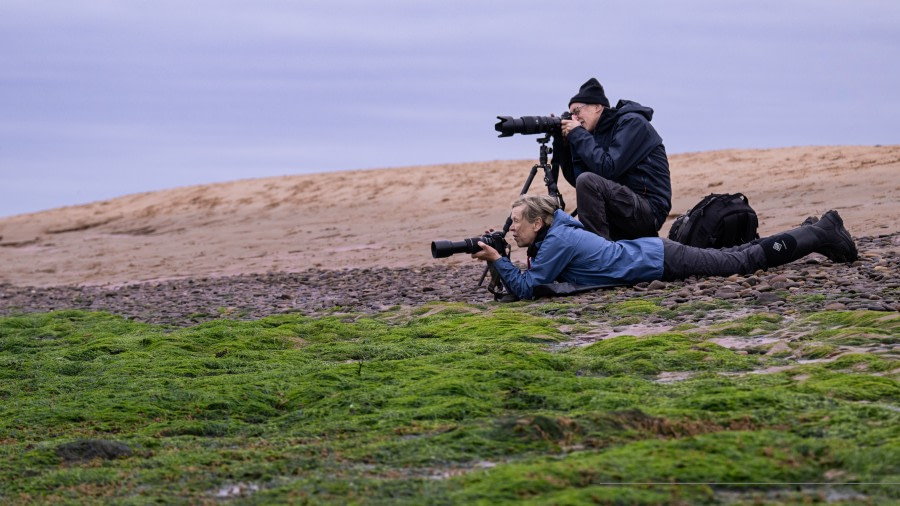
569,78,610,108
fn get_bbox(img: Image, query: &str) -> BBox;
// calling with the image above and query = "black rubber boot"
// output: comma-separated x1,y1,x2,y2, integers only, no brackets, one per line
806,210,858,263
758,210,858,267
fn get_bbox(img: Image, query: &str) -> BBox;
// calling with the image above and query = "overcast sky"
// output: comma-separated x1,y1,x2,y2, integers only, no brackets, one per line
1,0,898,217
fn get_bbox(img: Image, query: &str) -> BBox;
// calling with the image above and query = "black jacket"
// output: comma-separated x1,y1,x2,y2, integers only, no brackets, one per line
553,99,672,227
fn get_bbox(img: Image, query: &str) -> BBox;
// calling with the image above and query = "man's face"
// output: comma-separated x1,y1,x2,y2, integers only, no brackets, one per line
569,102,604,133
508,205,543,248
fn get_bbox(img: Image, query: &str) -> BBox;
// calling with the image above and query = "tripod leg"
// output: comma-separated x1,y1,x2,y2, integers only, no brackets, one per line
519,165,539,197
541,162,566,211
477,264,490,286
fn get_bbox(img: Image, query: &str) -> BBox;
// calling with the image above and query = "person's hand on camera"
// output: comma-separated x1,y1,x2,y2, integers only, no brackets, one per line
472,241,501,262
561,118,581,138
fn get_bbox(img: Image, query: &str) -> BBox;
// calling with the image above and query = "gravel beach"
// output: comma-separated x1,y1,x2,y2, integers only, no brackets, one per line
2,233,896,329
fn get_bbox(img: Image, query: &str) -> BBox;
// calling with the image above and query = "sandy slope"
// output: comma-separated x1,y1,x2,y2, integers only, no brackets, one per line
1,145,898,287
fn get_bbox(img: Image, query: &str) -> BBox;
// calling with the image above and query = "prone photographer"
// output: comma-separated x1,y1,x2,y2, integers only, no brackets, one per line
472,195,857,301
555,78,672,241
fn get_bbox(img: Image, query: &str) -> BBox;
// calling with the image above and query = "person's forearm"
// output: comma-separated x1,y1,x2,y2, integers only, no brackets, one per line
568,128,619,178
491,258,536,300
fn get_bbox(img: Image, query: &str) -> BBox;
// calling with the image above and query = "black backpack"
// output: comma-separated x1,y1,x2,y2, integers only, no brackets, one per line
667,193,760,248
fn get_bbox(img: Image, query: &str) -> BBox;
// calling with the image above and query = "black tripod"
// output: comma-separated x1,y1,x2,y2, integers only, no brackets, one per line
479,133,574,296
511,133,567,218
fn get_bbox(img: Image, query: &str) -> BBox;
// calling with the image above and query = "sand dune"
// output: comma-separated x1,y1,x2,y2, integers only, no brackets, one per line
1,145,898,287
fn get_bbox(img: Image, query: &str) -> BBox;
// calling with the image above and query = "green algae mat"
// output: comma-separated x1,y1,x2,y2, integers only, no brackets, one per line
1,305,897,504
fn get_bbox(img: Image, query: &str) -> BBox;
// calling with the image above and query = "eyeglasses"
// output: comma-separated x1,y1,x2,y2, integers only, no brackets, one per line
570,104,596,117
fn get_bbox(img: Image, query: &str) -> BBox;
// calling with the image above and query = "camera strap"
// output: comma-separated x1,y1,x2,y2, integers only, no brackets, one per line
486,263,509,300
486,241,513,300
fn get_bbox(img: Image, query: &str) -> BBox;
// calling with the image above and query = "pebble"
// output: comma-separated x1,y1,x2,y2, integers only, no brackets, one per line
647,280,668,291
755,283,773,292
714,288,739,300
755,292,783,304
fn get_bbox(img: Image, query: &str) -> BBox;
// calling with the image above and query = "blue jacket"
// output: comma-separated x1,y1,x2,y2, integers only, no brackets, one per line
492,210,664,299
556,100,672,228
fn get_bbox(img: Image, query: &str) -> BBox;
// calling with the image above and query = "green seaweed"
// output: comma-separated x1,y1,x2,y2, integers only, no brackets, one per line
709,312,784,336
0,308,896,504
583,333,759,376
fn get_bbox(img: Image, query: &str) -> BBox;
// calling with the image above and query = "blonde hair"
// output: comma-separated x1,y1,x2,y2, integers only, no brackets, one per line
511,195,558,227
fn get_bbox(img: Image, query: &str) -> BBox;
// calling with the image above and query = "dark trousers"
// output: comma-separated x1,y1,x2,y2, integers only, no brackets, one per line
661,239,767,281
575,172,659,240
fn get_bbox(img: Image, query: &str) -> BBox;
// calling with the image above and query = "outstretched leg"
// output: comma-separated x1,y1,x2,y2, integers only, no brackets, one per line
662,210,857,281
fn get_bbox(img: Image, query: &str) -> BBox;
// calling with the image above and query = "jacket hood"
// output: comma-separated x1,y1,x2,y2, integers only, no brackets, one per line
611,99,654,121
530,210,583,258
594,99,654,134
609,100,653,121
552,209,585,230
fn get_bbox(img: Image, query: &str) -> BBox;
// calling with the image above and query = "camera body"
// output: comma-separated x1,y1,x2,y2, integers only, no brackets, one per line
494,112,571,137
431,231,509,259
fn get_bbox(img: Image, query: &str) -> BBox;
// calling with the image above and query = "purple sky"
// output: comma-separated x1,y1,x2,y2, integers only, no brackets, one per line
1,0,898,217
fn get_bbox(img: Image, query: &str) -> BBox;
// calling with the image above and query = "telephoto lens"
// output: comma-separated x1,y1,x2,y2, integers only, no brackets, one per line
431,232,508,258
494,116,560,137
494,112,570,137
430,237,482,258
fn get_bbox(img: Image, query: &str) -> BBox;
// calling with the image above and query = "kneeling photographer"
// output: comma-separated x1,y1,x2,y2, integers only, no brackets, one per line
555,78,672,241
472,195,857,301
